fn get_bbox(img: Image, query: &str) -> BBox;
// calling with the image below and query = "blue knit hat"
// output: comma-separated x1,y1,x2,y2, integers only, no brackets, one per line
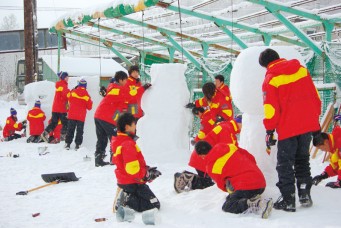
34,100,41,108
57,71,69,80
10,108,17,116
78,79,87,88
234,114,242,124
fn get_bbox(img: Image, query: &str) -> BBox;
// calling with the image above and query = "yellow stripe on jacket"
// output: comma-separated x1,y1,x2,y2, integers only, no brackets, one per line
212,144,238,174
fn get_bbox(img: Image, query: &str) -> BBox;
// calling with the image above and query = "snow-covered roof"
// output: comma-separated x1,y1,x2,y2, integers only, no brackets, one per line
41,55,127,77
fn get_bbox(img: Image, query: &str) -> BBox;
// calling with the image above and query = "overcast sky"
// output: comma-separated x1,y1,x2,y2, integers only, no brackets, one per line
0,0,112,29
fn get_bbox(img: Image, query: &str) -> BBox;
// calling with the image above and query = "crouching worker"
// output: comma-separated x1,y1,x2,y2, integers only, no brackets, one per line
195,141,273,219
112,113,161,212
3,108,25,141
312,126,341,188
27,100,46,143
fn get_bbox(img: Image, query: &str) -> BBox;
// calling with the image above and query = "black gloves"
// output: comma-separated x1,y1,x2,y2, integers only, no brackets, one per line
326,180,341,188
21,120,27,129
265,129,277,149
190,138,196,146
99,86,106,97
143,83,152,90
143,167,162,182
185,102,195,109
312,172,328,185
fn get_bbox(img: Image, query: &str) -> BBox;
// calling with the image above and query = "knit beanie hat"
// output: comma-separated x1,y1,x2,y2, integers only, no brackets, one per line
34,100,41,108
78,79,87,88
10,108,17,116
57,71,69,80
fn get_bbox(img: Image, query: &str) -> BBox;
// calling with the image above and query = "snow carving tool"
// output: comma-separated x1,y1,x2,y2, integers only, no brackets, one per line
16,172,79,195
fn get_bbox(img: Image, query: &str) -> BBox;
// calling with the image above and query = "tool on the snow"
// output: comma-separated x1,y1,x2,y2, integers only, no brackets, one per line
16,172,79,195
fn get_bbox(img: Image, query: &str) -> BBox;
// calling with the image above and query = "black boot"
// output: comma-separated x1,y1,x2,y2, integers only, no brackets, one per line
95,153,110,167
274,195,296,212
298,182,313,208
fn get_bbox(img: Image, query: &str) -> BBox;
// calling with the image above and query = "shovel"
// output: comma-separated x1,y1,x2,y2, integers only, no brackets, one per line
16,172,79,195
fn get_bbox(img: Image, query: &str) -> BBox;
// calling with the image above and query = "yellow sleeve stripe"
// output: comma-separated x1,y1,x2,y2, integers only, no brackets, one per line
211,103,219,109
212,144,238,174
28,113,45,119
208,119,215,125
199,98,204,106
56,86,63,92
230,120,238,132
135,145,141,152
14,123,19,128
114,146,122,157
264,104,275,120
222,109,232,117
213,125,222,135
269,67,308,88
6,120,9,124
125,160,140,175
71,92,89,101
108,88,120,96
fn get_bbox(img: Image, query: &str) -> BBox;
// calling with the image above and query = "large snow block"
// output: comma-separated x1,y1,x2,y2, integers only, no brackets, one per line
137,64,191,163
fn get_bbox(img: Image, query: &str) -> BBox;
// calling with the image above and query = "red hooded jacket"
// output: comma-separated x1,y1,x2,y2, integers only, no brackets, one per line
95,83,128,125
204,143,266,192
262,58,321,140
3,116,23,138
189,119,241,172
27,107,46,135
52,80,70,113
324,126,341,180
67,87,93,122
111,132,148,185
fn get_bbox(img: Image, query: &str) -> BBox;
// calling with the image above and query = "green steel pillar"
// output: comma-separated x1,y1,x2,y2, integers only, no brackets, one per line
168,48,175,63
57,32,61,73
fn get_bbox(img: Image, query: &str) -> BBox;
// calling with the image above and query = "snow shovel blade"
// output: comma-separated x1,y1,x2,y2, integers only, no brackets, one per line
41,172,79,183
16,191,28,195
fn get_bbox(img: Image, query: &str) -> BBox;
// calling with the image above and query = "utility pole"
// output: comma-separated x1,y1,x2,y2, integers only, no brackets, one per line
23,0,38,85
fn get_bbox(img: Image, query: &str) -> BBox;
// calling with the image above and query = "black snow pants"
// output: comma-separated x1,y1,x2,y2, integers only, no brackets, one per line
94,118,117,157
118,183,160,212
276,132,313,202
222,188,265,214
65,119,85,146
45,112,68,135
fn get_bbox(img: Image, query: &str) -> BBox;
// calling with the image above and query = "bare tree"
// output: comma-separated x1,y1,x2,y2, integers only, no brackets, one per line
0,14,19,31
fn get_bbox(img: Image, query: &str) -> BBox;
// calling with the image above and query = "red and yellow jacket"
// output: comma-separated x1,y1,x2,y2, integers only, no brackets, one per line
67,87,93,122
95,83,128,125
262,58,321,140
217,84,233,118
49,119,62,139
3,116,23,138
112,132,148,185
195,109,216,142
125,76,146,119
324,126,341,180
204,143,266,192
189,119,241,172
27,107,46,136
195,91,233,121
52,80,70,113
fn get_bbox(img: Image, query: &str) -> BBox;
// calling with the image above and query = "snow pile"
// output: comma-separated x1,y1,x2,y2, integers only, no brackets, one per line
137,63,191,164
230,46,306,186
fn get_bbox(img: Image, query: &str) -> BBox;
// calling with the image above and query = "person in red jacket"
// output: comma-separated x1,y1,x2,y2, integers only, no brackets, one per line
112,113,161,212
195,141,273,219
192,107,216,142
174,116,242,193
259,49,321,212
27,100,46,143
214,74,233,118
125,65,152,120
312,125,341,188
48,118,62,144
64,79,93,150
3,108,25,141
187,82,233,122
94,71,129,167
41,71,70,142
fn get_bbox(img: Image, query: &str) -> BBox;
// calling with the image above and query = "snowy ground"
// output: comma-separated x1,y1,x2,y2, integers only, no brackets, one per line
0,100,340,228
